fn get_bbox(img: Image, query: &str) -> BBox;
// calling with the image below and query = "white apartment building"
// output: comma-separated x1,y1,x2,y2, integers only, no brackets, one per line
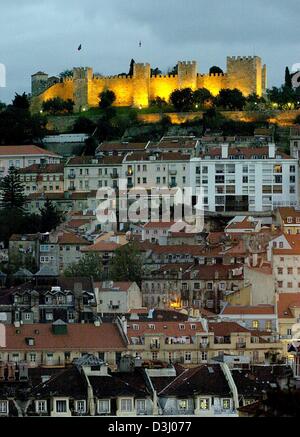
0,145,62,177
124,152,190,190
64,156,124,192
189,144,298,213
268,233,300,293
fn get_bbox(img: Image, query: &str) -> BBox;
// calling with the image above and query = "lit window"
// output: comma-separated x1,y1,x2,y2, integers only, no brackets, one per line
252,320,259,329
199,398,210,410
223,399,231,410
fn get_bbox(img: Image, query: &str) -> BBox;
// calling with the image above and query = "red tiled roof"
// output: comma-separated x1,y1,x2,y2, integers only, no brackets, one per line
4,323,126,351
277,293,300,318
222,305,275,316
94,282,133,292
18,164,64,174
273,234,300,255
58,232,90,246
209,322,251,336
143,221,175,229
226,217,257,231
277,207,300,226
98,142,148,152
127,321,205,337
82,241,123,253
66,219,91,229
183,264,244,280
0,145,61,157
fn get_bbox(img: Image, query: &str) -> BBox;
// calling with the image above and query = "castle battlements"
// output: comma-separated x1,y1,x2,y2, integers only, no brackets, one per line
30,55,267,112
227,56,259,62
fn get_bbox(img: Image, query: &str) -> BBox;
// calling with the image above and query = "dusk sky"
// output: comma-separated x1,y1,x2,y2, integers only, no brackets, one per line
0,0,299,102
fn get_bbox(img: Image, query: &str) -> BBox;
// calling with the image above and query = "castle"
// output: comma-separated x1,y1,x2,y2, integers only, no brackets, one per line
31,56,267,112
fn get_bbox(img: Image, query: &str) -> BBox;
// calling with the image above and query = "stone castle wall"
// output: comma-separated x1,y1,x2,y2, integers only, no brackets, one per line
31,56,267,112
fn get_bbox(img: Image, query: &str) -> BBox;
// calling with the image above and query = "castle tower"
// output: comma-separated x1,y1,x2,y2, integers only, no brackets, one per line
177,61,197,90
31,71,49,96
226,56,265,97
73,67,93,112
133,63,151,108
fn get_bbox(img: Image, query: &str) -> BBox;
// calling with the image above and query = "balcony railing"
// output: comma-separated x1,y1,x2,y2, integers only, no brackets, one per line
150,344,160,350
68,186,76,191
169,183,177,188
236,343,246,349
68,174,76,179
169,170,177,175
200,343,209,349
110,173,119,179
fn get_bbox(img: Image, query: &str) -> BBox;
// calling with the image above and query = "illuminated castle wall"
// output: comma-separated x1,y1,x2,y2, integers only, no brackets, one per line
31,56,267,112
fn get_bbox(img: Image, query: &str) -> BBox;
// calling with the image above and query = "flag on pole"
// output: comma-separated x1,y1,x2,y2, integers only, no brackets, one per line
78,44,82,51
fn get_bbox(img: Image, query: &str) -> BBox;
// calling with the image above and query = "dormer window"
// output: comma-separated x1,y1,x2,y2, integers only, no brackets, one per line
179,324,185,330
287,217,293,224
133,324,139,331
148,324,155,330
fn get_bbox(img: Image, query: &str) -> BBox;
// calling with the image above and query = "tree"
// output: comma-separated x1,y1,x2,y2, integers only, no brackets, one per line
215,88,246,110
39,198,63,232
42,97,74,114
285,66,292,89
151,67,162,76
193,88,213,107
0,167,26,210
168,65,178,75
99,90,116,109
12,93,30,110
73,116,96,134
128,59,135,76
83,137,98,156
209,66,224,75
109,242,143,286
267,85,297,109
64,253,103,280
170,88,194,112
59,70,73,80
0,102,6,113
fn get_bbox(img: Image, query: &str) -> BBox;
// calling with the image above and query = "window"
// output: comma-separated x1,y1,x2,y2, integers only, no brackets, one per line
199,398,210,410
185,352,192,363
201,352,208,361
222,399,231,410
252,320,259,329
75,400,86,414
288,282,293,289
98,399,110,414
24,313,31,321
120,399,133,412
35,400,47,414
30,353,36,363
56,400,67,413
178,400,189,410
277,267,283,275
277,281,283,288
136,399,146,413
288,268,293,275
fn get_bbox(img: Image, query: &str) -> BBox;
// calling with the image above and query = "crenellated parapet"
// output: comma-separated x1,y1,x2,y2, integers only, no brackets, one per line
30,55,267,112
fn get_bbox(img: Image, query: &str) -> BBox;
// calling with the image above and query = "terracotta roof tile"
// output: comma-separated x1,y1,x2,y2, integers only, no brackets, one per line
58,232,90,246
4,323,126,351
222,305,275,315
277,293,300,318
0,145,61,157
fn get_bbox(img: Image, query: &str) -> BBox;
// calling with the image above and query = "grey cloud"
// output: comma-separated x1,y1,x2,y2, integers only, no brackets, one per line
0,0,299,102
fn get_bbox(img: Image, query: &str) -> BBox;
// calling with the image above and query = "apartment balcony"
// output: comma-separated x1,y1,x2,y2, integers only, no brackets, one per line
68,174,76,179
68,186,76,191
169,182,177,188
127,182,134,189
200,342,210,349
169,170,177,176
110,173,119,179
236,342,246,349
150,344,160,350
126,171,134,177
108,304,120,311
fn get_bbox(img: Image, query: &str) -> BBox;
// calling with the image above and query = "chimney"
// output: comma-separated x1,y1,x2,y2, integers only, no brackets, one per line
268,143,276,159
221,143,229,159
